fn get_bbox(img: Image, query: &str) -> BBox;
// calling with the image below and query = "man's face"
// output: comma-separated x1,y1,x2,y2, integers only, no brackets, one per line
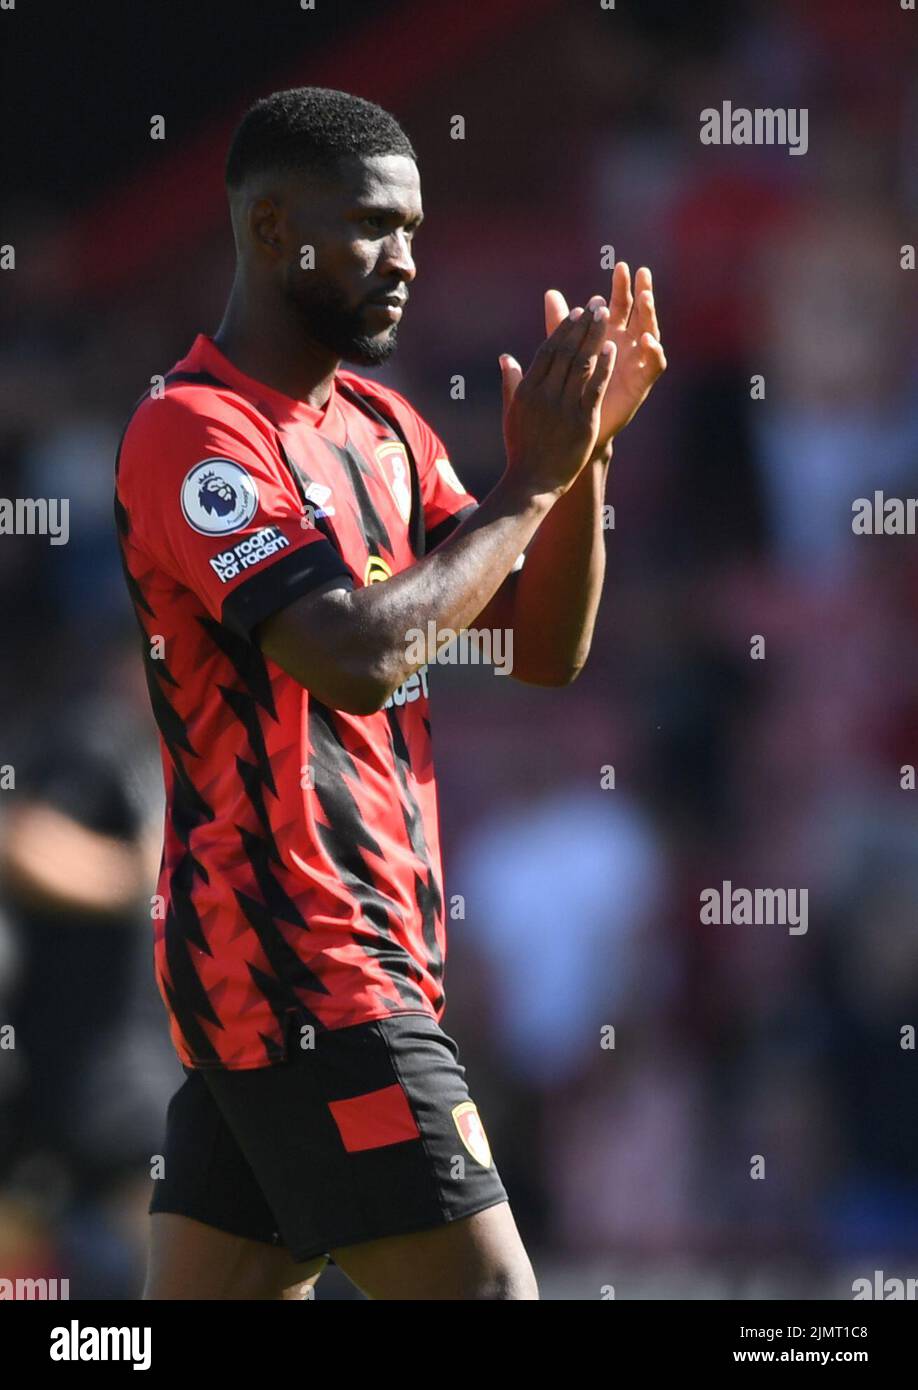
277,154,422,367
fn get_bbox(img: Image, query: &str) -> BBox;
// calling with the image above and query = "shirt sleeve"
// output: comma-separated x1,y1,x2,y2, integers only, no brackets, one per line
117,389,354,638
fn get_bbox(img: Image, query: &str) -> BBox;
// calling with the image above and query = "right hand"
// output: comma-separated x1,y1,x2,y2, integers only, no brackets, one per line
500,295,617,500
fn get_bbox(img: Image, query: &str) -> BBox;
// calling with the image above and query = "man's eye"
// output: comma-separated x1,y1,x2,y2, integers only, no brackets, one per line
362,217,419,236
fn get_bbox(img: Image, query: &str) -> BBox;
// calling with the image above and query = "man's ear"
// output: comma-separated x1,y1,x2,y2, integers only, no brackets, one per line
248,195,285,257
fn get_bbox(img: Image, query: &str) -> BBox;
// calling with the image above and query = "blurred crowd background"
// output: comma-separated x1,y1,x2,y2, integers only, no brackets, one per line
1,0,916,1299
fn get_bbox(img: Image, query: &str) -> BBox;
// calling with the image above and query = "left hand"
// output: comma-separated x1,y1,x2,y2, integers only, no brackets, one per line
545,263,666,449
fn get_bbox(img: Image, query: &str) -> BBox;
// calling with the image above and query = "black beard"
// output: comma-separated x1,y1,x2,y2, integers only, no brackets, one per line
283,265,400,367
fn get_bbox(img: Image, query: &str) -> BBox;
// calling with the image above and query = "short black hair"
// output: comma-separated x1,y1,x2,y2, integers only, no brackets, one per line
225,86,418,189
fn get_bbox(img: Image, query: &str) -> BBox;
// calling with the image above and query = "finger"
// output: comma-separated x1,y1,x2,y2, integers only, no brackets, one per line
633,269,660,340
582,338,617,416
634,288,658,342
609,261,633,329
527,302,589,389
542,297,604,396
557,298,610,401
544,288,569,337
498,354,524,415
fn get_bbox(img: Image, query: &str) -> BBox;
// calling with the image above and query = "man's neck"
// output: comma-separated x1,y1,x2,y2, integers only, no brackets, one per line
213,285,338,409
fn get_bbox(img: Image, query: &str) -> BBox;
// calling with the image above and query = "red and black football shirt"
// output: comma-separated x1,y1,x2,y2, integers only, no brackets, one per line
114,334,478,1070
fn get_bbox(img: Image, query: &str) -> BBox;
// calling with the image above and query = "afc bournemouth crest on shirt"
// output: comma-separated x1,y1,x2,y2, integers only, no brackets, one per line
451,1101,493,1168
375,439,412,523
181,458,259,535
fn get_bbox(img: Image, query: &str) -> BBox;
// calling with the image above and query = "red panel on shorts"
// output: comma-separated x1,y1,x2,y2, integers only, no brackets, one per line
328,1084,421,1153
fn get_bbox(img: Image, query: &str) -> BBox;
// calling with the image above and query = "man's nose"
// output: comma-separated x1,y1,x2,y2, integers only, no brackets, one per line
379,230,416,281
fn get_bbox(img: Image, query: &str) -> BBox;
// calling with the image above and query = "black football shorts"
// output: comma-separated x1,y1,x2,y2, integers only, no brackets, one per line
149,1012,508,1263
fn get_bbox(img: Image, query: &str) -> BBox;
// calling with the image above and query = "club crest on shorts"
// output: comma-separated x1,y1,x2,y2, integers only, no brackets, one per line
181,458,259,535
451,1101,492,1168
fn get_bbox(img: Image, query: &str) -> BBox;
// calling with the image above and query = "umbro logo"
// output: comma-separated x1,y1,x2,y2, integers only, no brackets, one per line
303,481,335,518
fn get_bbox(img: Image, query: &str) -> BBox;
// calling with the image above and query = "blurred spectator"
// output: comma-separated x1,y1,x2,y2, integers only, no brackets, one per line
0,679,178,1297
